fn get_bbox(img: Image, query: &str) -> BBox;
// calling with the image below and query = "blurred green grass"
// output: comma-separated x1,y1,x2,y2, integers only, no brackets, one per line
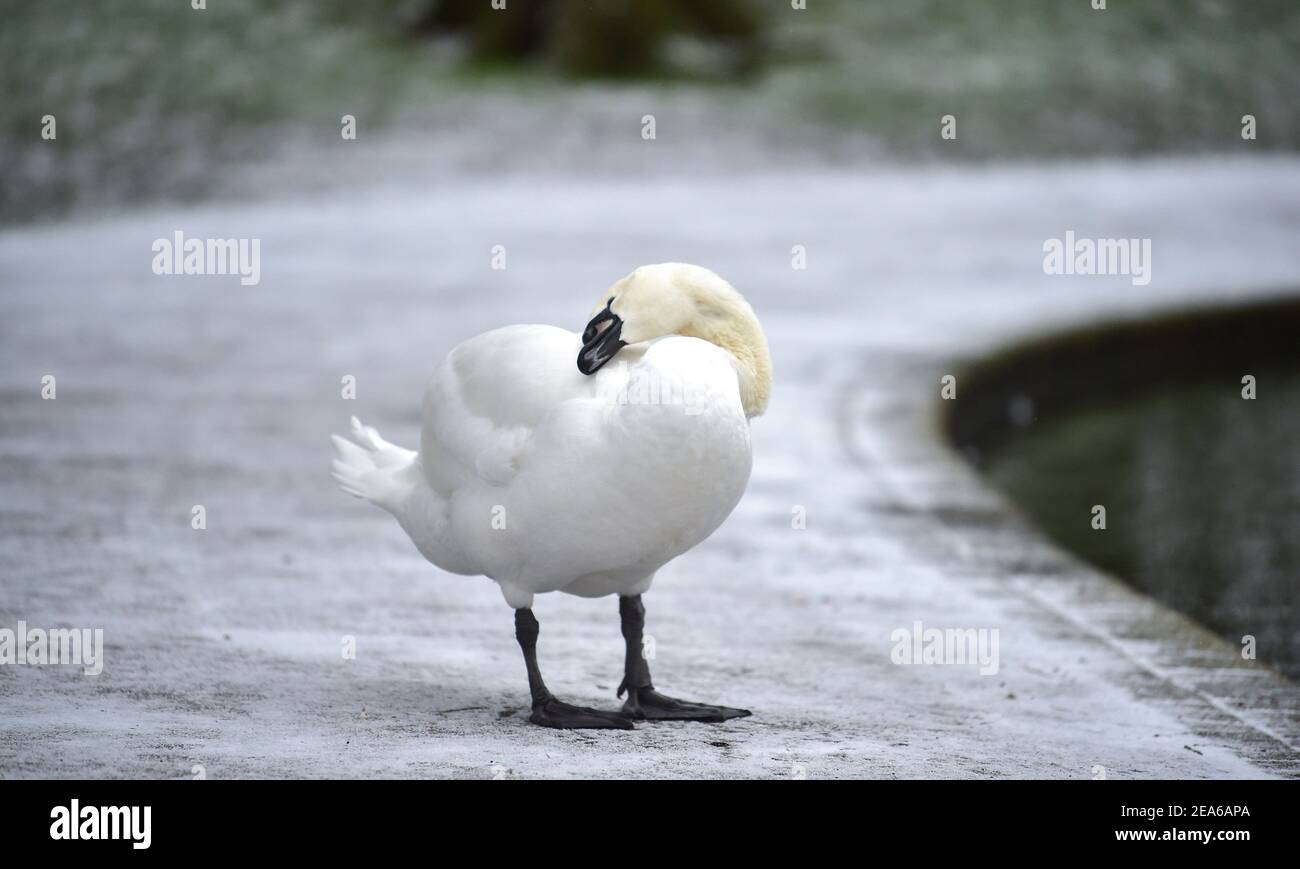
0,0,435,222
779,0,1300,156
3,0,1298,223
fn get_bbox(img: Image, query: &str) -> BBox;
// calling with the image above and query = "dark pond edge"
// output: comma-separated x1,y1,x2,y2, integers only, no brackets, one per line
944,293,1300,469
926,292,1300,773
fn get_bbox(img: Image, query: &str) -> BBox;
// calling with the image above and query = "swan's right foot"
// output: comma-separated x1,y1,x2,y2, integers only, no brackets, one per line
619,686,750,722
616,594,753,724
529,697,635,730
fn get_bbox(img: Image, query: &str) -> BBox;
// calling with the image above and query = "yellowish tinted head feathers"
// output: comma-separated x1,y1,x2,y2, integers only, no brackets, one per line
591,263,771,417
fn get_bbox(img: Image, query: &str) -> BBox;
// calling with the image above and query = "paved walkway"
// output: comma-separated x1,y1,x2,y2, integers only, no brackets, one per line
2,152,1298,778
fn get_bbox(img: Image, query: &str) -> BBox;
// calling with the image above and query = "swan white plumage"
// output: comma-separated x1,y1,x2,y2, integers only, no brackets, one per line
332,263,770,729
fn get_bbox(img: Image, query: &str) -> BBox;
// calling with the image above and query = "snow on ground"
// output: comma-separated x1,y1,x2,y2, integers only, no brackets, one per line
1,150,1298,778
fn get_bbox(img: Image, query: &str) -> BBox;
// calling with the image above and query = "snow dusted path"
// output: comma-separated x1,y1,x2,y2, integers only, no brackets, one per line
2,155,1298,778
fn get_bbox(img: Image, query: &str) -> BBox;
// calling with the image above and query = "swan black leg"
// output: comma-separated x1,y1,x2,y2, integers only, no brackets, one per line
514,608,633,730
616,595,751,723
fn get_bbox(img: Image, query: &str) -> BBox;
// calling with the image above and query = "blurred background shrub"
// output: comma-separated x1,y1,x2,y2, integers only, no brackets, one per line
2,0,1298,223
412,0,764,78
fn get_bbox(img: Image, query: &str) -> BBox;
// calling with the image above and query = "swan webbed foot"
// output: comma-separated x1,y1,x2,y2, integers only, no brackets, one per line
620,687,751,723
616,595,752,723
529,697,635,730
515,608,635,730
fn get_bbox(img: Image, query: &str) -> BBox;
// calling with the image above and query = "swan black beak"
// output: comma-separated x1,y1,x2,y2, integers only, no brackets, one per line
577,299,626,375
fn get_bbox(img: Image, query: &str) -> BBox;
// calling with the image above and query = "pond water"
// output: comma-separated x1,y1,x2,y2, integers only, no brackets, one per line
986,371,1300,679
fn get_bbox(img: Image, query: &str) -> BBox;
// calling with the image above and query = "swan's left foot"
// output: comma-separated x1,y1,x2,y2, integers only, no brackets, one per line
531,697,635,730
619,686,751,722
616,594,753,724
514,608,636,730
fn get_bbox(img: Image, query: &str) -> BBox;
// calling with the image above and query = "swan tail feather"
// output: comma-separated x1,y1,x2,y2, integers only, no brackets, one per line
331,417,418,513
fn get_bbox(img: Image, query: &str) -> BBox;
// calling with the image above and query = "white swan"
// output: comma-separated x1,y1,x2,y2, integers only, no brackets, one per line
332,263,771,729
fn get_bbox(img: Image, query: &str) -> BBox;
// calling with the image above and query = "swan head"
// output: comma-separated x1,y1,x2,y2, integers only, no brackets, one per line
578,263,772,417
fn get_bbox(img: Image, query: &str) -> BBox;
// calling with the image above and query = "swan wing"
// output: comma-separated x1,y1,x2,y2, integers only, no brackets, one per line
419,324,592,492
